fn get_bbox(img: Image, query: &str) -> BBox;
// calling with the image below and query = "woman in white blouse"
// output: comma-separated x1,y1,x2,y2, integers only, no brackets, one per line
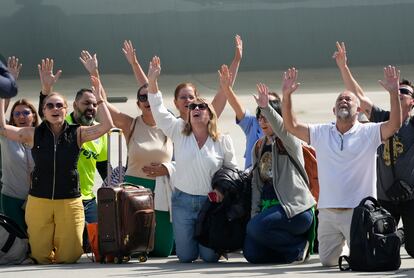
147,56,238,263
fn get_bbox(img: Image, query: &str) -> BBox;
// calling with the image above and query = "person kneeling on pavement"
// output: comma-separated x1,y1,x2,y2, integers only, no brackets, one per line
243,83,316,264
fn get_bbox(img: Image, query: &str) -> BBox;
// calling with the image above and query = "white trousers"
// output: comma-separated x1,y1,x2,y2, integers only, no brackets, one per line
317,208,353,266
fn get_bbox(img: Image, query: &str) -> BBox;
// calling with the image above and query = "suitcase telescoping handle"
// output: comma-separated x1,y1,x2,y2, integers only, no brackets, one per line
107,128,123,184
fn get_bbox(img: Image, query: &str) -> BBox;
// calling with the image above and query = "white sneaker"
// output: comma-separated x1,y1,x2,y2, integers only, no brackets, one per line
292,241,310,264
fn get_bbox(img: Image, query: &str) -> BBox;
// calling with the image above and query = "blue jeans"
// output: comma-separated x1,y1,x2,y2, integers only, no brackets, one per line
243,205,313,263
82,198,97,251
172,189,219,263
83,198,98,223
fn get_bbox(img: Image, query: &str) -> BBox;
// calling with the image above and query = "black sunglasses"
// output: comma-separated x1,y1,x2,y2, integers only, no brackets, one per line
13,110,32,117
138,94,148,102
399,88,413,98
188,103,208,110
45,102,65,110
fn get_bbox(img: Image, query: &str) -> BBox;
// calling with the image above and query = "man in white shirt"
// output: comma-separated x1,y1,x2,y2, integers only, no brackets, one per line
281,66,401,266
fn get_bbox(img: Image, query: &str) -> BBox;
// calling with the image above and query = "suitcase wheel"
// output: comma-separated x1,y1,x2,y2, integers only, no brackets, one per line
114,256,123,264
138,254,147,262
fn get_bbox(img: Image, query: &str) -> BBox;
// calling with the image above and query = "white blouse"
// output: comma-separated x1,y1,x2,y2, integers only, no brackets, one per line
148,91,238,195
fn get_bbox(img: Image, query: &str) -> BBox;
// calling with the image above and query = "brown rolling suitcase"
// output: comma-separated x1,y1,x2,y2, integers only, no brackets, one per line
97,128,155,263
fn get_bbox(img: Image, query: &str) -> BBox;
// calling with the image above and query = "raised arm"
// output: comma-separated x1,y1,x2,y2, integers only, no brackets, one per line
218,64,245,121
281,68,310,144
122,40,148,85
5,56,22,111
147,56,183,139
0,98,34,145
378,66,402,141
7,56,22,80
37,58,62,118
212,35,243,118
79,76,114,145
79,50,100,79
79,50,134,137
333,41,373,117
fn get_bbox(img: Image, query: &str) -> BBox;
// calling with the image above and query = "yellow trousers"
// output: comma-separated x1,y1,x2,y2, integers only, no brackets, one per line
25,195,85,264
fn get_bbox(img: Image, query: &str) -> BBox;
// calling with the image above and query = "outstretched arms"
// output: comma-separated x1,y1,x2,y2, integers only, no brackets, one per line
378,66,402,141
212,35,243,118
79,50,134,139
122,40,148,86
78,76,114,145
218,64,245,121
281,68,310,144
37,58,62,118
147,56,161,94
333,42,373,117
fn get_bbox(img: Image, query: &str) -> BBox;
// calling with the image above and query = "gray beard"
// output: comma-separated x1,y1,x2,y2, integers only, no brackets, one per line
79,114,95,126
337,108,350,120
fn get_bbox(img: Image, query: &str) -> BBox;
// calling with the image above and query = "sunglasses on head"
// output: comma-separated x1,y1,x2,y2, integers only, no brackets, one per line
45,102,65,110
137,94,148,102
188,103,208,111
13,110,31,117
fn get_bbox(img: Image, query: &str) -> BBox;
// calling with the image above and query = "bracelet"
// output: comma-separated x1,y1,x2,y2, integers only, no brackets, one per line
96,99,104,106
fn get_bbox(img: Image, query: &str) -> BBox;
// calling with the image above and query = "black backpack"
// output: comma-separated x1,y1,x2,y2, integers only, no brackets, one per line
339,196,401,271
0,214,29,264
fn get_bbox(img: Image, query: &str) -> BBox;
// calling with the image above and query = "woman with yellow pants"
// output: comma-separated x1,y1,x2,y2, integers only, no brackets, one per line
0,61,113,264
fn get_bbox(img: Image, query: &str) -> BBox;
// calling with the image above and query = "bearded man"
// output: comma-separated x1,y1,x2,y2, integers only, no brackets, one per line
281,65,401,267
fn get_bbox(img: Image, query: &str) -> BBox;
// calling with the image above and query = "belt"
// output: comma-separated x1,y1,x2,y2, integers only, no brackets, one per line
328,208,352,211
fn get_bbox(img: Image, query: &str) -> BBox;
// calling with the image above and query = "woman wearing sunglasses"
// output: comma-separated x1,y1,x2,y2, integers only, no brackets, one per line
147,56,238,263
0,98,39,232
0,74,113,264
80,49,175,257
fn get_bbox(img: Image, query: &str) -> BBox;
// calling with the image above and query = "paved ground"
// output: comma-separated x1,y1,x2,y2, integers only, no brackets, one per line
1,67,413,277
1,251,413,278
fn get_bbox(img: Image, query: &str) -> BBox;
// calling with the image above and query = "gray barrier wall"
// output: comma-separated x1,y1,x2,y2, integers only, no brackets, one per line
1,0,413,77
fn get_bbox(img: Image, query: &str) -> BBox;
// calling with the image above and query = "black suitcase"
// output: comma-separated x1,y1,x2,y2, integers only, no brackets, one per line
97,128,155,263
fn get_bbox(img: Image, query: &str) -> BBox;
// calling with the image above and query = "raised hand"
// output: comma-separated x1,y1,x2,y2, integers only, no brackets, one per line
147,56,161,81
234,34,243,61
7,56,22,80
379,65,400,94
332,41,347,68
90,76,103,101
122,40,139,65
79,50,98,75
38,58,62,95
282,68,300,96
254,83,270,108
218,64,232,90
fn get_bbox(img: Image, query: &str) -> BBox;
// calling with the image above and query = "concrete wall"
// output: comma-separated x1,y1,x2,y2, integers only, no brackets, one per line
1,0,413,77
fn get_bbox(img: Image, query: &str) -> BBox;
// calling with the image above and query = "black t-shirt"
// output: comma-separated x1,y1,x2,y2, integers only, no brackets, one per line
258,142,278,200
370,105,414,200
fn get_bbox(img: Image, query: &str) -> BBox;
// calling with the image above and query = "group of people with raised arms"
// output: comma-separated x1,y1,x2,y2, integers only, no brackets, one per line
0,37,412,267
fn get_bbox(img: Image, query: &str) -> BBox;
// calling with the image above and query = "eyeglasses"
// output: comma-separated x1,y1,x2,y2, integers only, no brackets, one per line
137,94,148,102
188,103,208,110
45,102,66,110
399,88,413,98
13,110,32,117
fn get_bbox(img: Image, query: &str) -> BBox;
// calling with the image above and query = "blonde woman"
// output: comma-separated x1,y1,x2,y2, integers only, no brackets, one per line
0,72,113,264
146,56,237,263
